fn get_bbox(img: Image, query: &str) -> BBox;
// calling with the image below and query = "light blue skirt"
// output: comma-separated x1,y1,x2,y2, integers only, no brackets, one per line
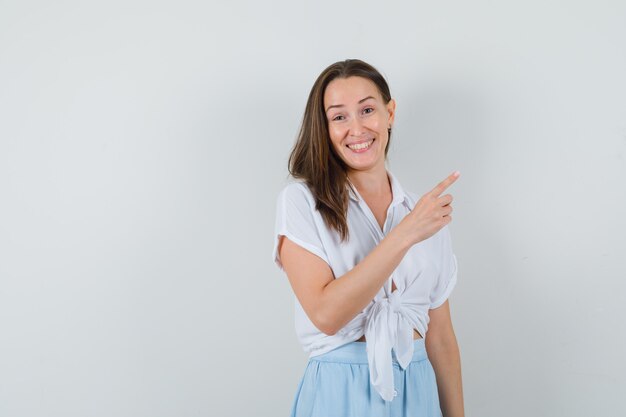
289,338,442,417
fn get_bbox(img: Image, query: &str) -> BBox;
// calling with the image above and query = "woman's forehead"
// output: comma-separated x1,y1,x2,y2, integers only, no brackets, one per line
324,76,381,106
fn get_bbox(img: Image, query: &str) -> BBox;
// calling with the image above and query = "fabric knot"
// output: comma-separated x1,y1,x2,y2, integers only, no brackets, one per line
363,289,417,402
388,290,402,313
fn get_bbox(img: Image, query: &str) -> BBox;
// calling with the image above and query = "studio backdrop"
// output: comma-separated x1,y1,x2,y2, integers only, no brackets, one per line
1,1,625,416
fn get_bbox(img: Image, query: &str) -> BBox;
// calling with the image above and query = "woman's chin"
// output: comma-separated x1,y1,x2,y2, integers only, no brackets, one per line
343,156,384,171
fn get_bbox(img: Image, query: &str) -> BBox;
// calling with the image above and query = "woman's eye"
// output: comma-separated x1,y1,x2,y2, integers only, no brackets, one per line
333,115,345,121
363,107,374,114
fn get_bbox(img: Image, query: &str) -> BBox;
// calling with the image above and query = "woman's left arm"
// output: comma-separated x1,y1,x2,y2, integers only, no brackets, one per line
425,299,465,417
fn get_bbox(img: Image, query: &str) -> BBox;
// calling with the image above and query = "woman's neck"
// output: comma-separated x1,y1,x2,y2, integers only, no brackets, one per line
347,167,391,197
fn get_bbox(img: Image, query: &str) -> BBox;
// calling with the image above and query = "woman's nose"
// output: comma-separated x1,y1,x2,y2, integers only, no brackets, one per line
348,115,365,136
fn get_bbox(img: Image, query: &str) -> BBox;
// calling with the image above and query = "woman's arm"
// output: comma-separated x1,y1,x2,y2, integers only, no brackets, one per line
425,300,465,417
278,227,413,335
278,172,459,336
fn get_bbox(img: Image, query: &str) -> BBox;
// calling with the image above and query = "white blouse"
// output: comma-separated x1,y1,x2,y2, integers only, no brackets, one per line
272,169,458,402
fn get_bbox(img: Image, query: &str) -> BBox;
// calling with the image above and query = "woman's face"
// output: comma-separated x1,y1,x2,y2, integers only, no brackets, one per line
323,76,395,173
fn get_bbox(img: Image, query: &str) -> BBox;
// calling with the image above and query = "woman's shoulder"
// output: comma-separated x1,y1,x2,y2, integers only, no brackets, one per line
278,179,311,195
276,179,316,207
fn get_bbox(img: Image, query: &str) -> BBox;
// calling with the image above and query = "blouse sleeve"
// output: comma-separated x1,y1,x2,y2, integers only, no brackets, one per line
272,183,330,271
429,224,459,309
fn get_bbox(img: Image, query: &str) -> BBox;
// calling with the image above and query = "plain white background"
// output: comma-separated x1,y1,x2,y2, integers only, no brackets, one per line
1,1,625,416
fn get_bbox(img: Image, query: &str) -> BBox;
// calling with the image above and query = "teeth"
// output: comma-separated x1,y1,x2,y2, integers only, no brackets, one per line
347,139,374,150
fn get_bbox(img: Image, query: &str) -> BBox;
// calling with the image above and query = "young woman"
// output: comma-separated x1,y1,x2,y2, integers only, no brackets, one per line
272,59,464,417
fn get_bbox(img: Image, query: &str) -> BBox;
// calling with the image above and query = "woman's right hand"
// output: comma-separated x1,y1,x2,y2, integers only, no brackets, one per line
397,171,460,246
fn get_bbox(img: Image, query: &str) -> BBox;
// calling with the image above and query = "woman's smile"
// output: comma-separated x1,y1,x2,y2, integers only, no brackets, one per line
347,138,375,153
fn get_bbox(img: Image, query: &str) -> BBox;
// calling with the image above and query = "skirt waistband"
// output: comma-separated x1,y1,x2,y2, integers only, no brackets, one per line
310,338,428,365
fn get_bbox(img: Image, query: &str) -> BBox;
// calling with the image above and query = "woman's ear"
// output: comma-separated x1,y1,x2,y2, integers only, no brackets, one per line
387,98,396,126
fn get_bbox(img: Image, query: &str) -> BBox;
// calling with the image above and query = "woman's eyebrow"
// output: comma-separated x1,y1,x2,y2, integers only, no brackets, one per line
325,96,375,113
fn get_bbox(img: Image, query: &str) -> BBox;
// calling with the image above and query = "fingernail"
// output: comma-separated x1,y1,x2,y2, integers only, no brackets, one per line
453,170,460,177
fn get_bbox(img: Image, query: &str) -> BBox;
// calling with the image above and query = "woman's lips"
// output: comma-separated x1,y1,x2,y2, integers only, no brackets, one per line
346,138,375,153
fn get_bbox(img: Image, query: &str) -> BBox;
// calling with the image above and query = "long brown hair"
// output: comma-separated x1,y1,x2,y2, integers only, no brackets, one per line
287,59,393,243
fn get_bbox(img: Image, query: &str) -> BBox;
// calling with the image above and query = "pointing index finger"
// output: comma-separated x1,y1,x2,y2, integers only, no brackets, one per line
432,170,460,197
